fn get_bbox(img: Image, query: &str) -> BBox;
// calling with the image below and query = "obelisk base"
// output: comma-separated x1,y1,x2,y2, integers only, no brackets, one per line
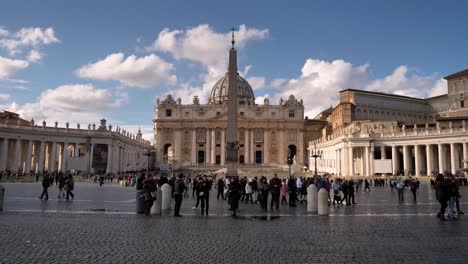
226,163,238,177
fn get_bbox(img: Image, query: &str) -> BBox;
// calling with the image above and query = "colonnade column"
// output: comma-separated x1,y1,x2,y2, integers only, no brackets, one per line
244,130,249,164
391,146,398,176
88,143,94,173
0,138,7,171
24,140,33,173
426,144,432,176
450,143,459,175
211,129,216,164
369,146,374,176
463,143,468,169
278,130,284,165
175,129,181,164
348,146,354,176
74,143,80,157
414,145,421,177
12,139,21,171
191,129,197,164
250,130,255,164
49,142,57,172
381,147,386,159
38,141,45,174
403,145,410,176
438,144,445,174
62,142,68,172
365,146,370,176
106,144,112,173
341,147,348,176
221,129,226,165
263,129,269,164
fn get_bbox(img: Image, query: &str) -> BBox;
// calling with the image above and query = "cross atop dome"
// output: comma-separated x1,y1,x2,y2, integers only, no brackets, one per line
230,27,236,48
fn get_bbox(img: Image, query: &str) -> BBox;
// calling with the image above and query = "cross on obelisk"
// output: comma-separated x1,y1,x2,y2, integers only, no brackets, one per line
225,27,239,177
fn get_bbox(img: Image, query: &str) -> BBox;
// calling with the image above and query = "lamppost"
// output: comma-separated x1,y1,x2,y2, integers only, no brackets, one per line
287,148,294,178
310,144,323,176
143,149,155,174
169,157,178,178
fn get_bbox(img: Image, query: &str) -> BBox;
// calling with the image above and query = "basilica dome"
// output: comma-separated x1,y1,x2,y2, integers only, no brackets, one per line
208,73,255,104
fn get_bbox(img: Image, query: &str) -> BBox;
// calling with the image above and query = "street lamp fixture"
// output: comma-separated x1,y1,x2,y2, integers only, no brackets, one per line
310,144,323,176
143,149,156,174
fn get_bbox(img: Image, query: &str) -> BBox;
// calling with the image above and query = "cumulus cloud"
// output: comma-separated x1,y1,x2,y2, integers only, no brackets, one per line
271,58,446,118
0,84,127,125
76,53,177,88
0,93,11,100
0,56,29,79
148,24,269,101
27,50,42,63
0,27,59,56
247,76,265,91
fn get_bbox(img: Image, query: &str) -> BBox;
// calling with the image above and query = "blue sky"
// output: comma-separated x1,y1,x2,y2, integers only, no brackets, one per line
1,0,467,140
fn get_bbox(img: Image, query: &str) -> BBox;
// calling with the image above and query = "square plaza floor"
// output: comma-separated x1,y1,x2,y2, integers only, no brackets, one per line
1,181,467,263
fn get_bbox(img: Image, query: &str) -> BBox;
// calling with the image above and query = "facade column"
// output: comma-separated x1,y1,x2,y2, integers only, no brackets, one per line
414,145,421,177
106,144,112,173
49,142,57,172
24,140,33,173
191,129,197,164
403,145,410,176
175,129,181,165
38,141,45,174
463,143,468,169
250,130,255,164
221,129,226,165
392,146,398,176
263,129,269,164
426,144,432,176
244,129,249,164
369,146,374,176
74,143,80,157
62,142,68,172
365,146,370,176
0,138,7,172
156,128,163,164
381,146,386,159
348,146,354,176
205,129,211,164
450,143,459,175
438,144,445,174
211,129,216,164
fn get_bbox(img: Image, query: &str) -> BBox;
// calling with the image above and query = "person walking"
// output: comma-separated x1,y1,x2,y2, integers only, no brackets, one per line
280,179,287,205
288,177,297,207
455,178,464,215
364,179,370,192
65,174,75,200
331,179,341,205
217,177,225,200
258,176,270,211
435,174,448,221
396,178,404,202
228,177,241,217
200,175,212,216
38,174,51,201
447,175,458,220
57,173,65,199
270,174,281,210
174,173,185,217
340,180,348,204
347,180,356,205
410,179,420,202
245,180,253,204
143,176,157,217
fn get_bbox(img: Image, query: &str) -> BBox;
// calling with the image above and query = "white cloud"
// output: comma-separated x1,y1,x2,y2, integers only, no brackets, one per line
0,93,11,100
0,84,127,125
270,78,287,89
0,27,59,56
247,76,265,91
271,58,445,118
27,50,42,63
0,56,29,79
76,53,177,88
147,24,269,102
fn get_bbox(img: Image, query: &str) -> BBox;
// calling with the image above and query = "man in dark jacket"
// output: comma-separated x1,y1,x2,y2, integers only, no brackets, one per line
217,178,225,200
435,174,448,221
288,177,297,207
174,173,185,217
200,175,212,215
347,180,356,205
270,174,282,210
38,174,51,200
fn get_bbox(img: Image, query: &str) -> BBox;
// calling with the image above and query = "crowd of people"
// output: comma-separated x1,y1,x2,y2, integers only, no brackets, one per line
37,172,75,201
434,174,464,221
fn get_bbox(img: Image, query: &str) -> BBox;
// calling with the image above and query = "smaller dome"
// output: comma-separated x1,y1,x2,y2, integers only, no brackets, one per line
208,73,255,104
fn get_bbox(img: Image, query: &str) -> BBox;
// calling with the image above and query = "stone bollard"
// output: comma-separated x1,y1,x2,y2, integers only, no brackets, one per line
307,184,318,213
317,188,329,216
136,190,146,214
151,190,162,215
0,184,4,211
161,183,172,211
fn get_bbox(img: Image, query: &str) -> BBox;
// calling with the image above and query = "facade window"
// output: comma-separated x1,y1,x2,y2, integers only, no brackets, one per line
216,112,221,117
255,130,263,142
289,110,295,118
240,112,245,116
239,130,245,142
166,109,172,117
163,129,172,141
461,100,465,108
197,129,205,142
288,131,296,142
185,111,189,117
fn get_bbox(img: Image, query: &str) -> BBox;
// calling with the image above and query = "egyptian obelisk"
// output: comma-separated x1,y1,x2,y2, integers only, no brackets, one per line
226,28,239,177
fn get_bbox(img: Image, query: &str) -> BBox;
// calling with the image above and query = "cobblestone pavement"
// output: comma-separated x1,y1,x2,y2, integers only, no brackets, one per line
1,181,467,263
